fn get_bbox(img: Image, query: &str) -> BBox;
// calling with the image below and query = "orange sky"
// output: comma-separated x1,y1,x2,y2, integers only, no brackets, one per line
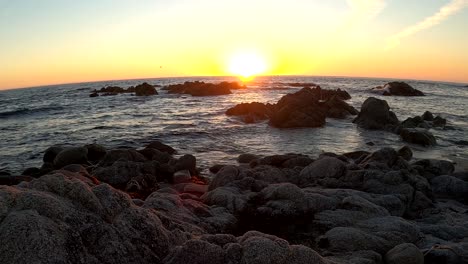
1,1,467,90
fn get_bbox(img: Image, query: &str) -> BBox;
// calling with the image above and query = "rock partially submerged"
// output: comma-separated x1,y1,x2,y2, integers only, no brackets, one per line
227,86,357,127
401,111,447,129
164,81,244,96
353,97,399,131
90,82,158,97
371,82,425,96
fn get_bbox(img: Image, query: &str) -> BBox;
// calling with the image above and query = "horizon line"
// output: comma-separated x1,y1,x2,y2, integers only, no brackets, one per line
1,74,467,91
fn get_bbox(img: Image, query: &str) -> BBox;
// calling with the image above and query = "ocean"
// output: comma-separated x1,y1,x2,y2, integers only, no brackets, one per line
1,76,467,174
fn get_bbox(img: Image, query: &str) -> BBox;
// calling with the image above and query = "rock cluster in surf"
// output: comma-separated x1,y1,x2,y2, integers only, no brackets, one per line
370,81,425,96
226,85,357,127
163,81,245,96
90,82,159,97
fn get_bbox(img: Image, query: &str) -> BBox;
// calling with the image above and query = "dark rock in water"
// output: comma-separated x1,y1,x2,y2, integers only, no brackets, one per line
53,147,89,169
452,140,468,146
43,146,65,163
397,146,413,161
165,81,243,96
89,92,99,97
226,102,272,122
135,82,158,96
175,154,197,176
322,96,358,119
209,164,226,174
353,97,399,131
384,243,424,264
285,82,317,87
102,92,118,96
237,153,259,164
433,116,446,128
145,140,176,155
401,113,446,129
98,85,126,93
371,82,424,96
85,144,107,164
400,128,436,147
269,103,326,128
366,141,375,146
422,111,434,121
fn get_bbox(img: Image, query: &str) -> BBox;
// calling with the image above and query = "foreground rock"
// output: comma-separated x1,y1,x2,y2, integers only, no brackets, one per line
371,82,425,96
2,142,467,264
164,81,244,96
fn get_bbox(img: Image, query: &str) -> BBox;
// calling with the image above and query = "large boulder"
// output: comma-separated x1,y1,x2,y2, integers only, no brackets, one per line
145,140,176,155
53,147,89,169
294,157,347,187
322,96,358,119
371,82,424,96
0,174,172,264
430,175,468,202
135,82,158,96
353,97,399,130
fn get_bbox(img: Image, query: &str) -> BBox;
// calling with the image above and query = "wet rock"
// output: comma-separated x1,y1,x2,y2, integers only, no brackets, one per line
226,102,272,122
422,111,434,121
97,149,147,167
138,148,173,164
400,128,436,146
433,116,447,128
135,82,158,96
43,146,65,163
145,140,176,155
238,153,259,164
165,81,242,96
0,175,33,185
385,243,424,264
322,95,359,119
397,146,413,161
353,97,399,131
430,175,468,202
209,164,226,174
85,144,107,164
53,147,89,169
175,154,196,175
412,159,455,179
22,167,41,177
89,92,99,97
371,82,425,96
294,157,347,187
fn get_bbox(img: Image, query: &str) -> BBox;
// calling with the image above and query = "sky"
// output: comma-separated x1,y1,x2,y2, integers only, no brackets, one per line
0,0,468,89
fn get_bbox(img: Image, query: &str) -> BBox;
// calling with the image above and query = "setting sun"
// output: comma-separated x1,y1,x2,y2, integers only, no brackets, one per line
228,51,267,80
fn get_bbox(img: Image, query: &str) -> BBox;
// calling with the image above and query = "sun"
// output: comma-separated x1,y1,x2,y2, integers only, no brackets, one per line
228,51,267,81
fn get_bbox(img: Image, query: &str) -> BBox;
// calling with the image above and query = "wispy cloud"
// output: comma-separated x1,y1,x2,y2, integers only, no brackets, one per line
347,0,387,23
386,0,468,49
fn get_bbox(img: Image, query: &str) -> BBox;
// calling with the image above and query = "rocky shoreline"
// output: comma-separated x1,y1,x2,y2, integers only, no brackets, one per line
1,139,467,264
1,80,466,264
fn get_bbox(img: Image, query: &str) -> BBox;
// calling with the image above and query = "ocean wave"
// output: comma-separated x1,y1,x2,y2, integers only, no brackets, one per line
0,106,64,119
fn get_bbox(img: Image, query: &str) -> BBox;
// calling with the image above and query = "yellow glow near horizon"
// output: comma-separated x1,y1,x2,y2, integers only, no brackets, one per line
228,51,268,81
